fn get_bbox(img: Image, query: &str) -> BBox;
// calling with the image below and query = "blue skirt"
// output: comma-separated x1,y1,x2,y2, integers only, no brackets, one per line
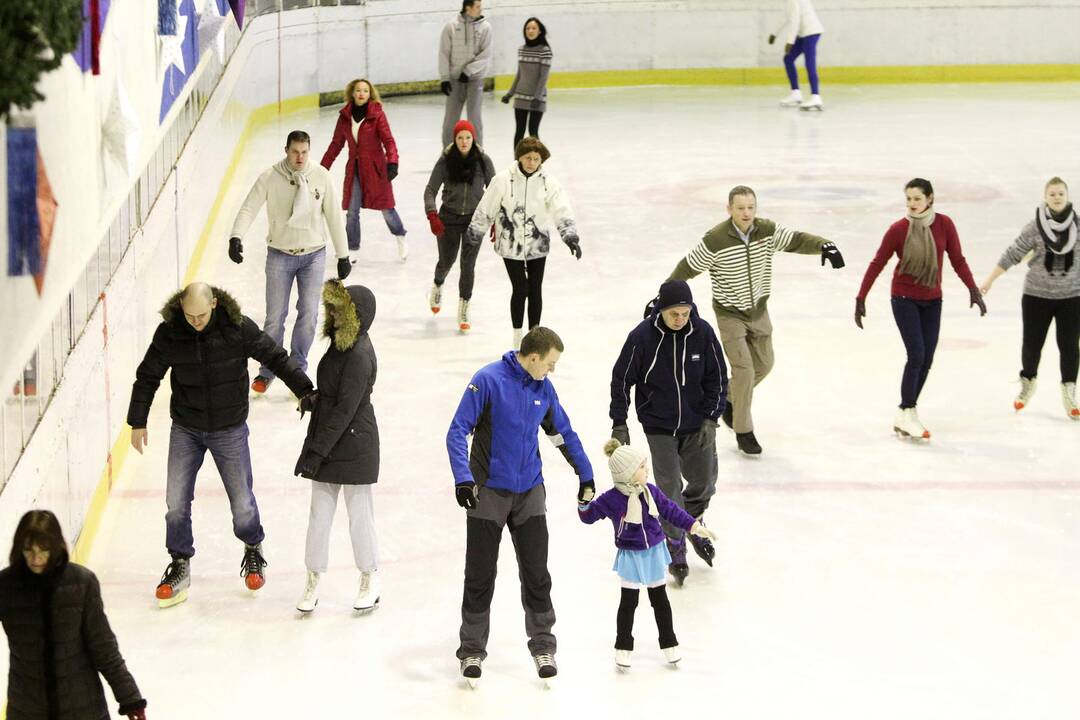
613,541,672,587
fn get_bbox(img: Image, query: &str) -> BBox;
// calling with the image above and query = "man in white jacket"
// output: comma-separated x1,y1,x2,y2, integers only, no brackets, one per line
768,0,825,110
439,0,493,147
229,130,350,394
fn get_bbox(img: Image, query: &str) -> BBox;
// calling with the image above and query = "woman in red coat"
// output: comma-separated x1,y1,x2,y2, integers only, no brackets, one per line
321,79,409,262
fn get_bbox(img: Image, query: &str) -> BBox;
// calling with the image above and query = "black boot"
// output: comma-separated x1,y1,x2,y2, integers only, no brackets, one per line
736,431,762,455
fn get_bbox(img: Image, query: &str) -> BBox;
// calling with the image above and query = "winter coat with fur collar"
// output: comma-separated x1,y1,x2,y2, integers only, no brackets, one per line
127,287,313,432
296,282,379,485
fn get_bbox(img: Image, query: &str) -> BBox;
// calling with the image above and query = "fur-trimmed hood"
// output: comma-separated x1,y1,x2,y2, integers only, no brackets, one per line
322,281,376,351
159,286,243,329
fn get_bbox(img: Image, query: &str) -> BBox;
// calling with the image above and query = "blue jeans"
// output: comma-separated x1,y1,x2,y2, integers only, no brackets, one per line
261,246,325,380
346,175,406,251
165,422,264,558
891,297,942,409
784,33,821,95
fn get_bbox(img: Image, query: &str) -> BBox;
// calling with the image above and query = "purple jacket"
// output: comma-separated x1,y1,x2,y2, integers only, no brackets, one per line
578,483,696,551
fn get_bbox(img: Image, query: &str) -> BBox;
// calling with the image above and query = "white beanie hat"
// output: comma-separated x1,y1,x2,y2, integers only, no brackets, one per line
604,439,646,484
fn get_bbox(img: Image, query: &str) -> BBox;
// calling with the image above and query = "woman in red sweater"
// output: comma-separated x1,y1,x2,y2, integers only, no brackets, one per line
321,79,408,262
855,178,987,439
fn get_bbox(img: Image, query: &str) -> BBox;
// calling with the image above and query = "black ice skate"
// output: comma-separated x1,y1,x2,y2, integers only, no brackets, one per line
533,653,557,687
688,523,716,567
736,431,762,455
241,543,267,591
460,657,482,689
156,555,190,609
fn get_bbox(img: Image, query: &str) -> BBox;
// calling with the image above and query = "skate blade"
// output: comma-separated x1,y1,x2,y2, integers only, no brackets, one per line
465,677,479,690
353,600,380,615
459,325,471,334
541,677,555,689
296,600,318,615
157,589,188,609
615,663,631,673
666,659,681,669
800,105,823,112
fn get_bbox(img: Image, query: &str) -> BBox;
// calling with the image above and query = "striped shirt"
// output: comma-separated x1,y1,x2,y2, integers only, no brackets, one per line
507,44,553,112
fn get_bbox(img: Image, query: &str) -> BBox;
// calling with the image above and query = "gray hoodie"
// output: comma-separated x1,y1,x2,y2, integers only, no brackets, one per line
439,12,493,80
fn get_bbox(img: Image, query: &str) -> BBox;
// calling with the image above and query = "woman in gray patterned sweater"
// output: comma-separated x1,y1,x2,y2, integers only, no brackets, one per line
501,18,553,150
980,177,1080,419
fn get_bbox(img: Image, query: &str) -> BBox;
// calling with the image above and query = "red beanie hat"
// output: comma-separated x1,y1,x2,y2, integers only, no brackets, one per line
452,120,477,140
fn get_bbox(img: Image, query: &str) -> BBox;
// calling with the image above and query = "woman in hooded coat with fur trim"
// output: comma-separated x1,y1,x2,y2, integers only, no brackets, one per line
294,281,381,614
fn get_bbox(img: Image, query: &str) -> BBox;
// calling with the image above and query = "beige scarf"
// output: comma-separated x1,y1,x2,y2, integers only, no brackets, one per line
614,478,658,526
897,208,939,288
275,159,315,231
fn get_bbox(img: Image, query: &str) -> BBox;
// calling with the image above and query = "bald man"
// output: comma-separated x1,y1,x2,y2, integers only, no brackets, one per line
127,283,315,608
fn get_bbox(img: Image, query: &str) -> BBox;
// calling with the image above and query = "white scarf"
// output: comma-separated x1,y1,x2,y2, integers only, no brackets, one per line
276,159,315,230
614,479,658,526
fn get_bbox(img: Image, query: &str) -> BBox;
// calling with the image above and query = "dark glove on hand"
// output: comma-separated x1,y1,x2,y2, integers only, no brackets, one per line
854,298,866,329
295,452,325,480
440,81,452,96
501,94,512,104
785,43,793,54
228,237,243,264
337,257,352,280
563,235,582,259
768,34,776,45
427,211,445,237
458,72,469,83
611,424,630,446
821,242,845,269
119,701,147,720
298,390,318,419
456,482,478,510
126,709,146,720
489,224,496,242
577,480,596,503
696,419,718,450
386,163,398,182
969,286,987,316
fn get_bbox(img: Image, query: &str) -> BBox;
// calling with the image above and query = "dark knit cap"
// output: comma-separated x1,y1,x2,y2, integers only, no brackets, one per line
656,280,693,310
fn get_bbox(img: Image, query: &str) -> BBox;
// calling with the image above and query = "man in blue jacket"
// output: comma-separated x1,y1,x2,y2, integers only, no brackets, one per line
447,327,593,686
609,280,728,586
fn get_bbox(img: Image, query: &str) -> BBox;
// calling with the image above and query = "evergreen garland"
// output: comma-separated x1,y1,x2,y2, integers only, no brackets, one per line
0,0,85,121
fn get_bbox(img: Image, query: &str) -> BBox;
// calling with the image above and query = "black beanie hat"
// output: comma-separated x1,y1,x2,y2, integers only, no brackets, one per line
656,280,693,311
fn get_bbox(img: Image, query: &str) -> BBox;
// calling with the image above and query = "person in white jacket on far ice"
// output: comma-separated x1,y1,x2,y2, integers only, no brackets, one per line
439,0,493,147
768,0,825,110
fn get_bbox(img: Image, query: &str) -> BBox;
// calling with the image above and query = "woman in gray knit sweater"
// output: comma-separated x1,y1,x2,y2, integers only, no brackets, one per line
501,18,552,150
980,177,1080,419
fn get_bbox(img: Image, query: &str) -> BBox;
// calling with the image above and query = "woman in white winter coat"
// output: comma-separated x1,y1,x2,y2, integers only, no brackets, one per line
466,137,581,348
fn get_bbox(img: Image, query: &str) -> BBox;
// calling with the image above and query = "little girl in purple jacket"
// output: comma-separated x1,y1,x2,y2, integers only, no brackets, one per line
579,439,718,671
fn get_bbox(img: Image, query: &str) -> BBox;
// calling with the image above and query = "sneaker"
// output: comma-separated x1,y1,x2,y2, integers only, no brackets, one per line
615,649,632,672
736,431,762,455
155,556,190,609
429,283,442,314
687,521,715,567
460,656,482,688
1063,382,1079,420
241,543,267,591
396,235,409,262
458,299,471,334
663,645,682,666
251,376,271,394
779,89,803,106
533,652,557,680
354,570,380,612
1014,375,1037,411
799,94,823,111
512,327,523,351
296,570,319,613
667,537,689,586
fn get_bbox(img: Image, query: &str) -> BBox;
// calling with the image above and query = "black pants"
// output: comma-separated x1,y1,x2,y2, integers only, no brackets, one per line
615,586,677,651
513,109,544,150
1021,294,1080,382
891,297,942,408
503,257,547,330
433,212,480,301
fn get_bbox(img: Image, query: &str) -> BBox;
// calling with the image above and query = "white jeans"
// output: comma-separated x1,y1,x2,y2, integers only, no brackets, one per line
305,482,378,573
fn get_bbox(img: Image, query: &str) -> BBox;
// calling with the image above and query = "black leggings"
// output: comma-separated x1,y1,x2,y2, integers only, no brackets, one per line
615,585,677,651
503,257,546,330
1021,294,1080,383
513,109,544,150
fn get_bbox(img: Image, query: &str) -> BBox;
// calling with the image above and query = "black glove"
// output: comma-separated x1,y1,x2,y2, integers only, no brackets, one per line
854,298,866,329
501,94,512,104
768,34,776,45
784,43,793,55
695,419,717,450
577,480,596,504
821,242,845,269
295,451,325,480
298,390,318,419
458,72,469,83
456,482,478,510
386,163,398,182
229,237,243,264
440,81,452,96
563,235,582,260
337,258,351,280
969,286,987,316
611,424,630,446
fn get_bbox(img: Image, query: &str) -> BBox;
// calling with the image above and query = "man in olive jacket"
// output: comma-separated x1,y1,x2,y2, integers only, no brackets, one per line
126,282,314,607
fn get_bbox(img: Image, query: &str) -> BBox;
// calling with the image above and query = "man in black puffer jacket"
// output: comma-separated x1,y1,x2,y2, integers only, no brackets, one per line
126,282,314,608
609,280,728,586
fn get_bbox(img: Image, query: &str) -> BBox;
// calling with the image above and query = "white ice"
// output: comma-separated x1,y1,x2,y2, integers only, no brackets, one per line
62,84,1080,719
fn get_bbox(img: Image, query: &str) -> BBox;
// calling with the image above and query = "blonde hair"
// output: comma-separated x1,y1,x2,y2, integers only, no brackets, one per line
1046,176,1069,191
344,78,382,105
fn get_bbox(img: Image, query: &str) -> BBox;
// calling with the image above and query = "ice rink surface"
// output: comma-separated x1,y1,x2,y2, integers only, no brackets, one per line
70,84,1080,718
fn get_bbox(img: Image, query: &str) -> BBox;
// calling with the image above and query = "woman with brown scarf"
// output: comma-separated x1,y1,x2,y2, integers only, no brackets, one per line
855,179,986,440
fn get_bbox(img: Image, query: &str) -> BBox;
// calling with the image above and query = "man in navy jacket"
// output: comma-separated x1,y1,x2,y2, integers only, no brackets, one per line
609,280,728,585
447,327,593,685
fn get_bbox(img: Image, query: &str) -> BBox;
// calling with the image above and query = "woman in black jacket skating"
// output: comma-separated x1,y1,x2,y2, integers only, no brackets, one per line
0,510,147,720
294,281,381,614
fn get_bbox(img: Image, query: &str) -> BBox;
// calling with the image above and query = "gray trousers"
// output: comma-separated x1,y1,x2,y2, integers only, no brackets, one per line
442,77,485,147
645,433,718,542
457,484,555,661
304,481,378,574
